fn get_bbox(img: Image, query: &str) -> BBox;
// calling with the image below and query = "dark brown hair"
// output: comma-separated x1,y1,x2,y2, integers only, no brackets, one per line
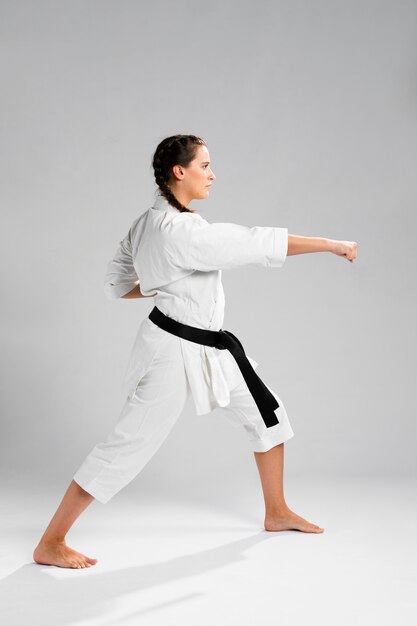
152,134,206,213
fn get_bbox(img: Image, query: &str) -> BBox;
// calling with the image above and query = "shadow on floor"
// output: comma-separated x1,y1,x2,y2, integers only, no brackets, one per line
1,531,285,624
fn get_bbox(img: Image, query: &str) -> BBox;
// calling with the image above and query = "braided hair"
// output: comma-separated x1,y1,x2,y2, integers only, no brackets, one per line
152,134,206,213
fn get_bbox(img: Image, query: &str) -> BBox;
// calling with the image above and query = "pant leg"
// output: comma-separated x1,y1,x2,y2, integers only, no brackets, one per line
73,336,189,504
221,378,295,452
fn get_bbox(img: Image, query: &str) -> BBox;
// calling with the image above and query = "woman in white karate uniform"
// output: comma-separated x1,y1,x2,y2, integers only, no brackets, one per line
33,134,357,568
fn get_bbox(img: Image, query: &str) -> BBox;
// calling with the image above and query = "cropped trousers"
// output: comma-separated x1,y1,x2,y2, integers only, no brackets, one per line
73,333,294,504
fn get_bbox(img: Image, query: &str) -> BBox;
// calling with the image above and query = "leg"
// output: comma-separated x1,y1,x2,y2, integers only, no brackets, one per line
33,334,189,568
222,379,324,533
33,480,97,568
253,442,287,512
254,444,324,533
72,338,189,504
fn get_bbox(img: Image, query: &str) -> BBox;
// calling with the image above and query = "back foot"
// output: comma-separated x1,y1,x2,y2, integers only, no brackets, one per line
33,540,98,569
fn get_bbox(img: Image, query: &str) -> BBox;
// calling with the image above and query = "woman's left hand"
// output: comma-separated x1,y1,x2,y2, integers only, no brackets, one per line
330,240,358,262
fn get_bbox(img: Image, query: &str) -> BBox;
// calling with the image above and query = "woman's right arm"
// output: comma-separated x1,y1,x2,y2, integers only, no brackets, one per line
121,284,156,299
288,235,357,262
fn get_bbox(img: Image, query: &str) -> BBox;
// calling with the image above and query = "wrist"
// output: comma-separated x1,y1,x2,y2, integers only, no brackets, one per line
324,238,335,253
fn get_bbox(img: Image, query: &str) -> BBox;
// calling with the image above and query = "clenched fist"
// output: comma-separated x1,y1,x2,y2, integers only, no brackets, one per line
330,240,357,263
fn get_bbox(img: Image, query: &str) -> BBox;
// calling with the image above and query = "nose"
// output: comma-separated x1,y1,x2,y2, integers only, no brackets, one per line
209,169,216,180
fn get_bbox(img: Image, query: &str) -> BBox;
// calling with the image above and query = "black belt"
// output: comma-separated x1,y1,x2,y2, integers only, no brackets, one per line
148,306,279,428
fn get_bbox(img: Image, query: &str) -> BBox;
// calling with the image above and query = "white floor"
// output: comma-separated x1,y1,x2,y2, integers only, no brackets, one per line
1,474,416,626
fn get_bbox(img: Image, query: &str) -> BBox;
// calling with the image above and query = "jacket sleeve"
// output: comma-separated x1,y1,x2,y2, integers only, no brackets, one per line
103,232,139,300
166,215,288,272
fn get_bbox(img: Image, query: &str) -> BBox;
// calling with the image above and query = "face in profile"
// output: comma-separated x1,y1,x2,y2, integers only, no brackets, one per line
172,144,216,202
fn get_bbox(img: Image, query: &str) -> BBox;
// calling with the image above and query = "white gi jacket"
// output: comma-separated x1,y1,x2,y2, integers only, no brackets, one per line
104,191,288,415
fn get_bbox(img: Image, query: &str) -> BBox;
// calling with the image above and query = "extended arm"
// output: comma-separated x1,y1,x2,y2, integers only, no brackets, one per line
113,228,356,300
119,235,356,299
288,235,357,262
167,216,358,270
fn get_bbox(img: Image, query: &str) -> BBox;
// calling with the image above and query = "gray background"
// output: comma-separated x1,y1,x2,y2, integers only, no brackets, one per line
1,0,416,507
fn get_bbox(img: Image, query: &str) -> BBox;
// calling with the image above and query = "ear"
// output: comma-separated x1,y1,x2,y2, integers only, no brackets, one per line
172,164,184,181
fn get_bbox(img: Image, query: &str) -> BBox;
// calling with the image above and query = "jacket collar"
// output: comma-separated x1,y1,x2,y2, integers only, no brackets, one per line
152,191,180,213
151,191,201,216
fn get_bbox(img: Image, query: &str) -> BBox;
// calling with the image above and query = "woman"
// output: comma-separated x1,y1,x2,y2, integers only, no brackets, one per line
33,134,357,569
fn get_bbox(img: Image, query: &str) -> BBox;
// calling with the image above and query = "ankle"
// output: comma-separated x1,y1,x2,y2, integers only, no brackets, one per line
265,502,290,517
39,534,66,546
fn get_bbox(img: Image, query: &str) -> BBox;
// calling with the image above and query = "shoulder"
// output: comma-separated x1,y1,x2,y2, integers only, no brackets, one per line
128,208,151,235
164,211,209,238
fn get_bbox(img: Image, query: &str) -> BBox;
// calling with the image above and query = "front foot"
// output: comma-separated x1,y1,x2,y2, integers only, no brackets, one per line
265,507,324,533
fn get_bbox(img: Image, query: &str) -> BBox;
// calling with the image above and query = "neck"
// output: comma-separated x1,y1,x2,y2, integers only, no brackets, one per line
168,184,192,208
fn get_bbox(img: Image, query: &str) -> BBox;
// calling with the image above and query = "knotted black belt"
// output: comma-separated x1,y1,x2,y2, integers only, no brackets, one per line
148,306,279,428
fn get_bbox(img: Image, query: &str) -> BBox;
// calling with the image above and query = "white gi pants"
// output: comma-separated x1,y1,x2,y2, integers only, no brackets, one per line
73,334,294,504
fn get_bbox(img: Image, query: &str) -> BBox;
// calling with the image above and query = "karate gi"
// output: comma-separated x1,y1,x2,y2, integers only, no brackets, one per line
73,191,294,504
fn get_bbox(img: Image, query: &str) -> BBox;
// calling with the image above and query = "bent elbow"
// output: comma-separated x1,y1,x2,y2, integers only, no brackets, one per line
103,282,129,300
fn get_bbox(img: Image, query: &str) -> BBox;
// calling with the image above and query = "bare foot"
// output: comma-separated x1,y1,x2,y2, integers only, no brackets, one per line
265,507,324,533
33,540,98,569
